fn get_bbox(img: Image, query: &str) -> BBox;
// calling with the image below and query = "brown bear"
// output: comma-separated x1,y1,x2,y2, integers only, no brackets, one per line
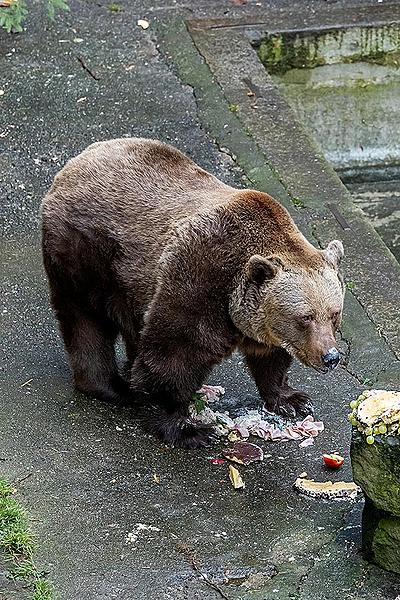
41,137,344,448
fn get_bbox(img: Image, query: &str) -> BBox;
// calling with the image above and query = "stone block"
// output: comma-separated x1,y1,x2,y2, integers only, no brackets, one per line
361,496,400,574
351,430,400,516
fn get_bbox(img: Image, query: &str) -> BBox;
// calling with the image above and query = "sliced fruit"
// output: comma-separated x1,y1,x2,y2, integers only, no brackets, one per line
223,441,264,465
322,453,344,469
294,478,360,499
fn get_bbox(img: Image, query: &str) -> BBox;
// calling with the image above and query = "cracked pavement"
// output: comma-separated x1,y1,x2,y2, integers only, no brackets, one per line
1,0,400,598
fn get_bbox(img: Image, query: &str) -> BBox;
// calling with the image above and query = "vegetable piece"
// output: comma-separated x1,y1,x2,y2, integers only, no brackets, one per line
193,395,206,414
227,430,242,443
137,19,149,29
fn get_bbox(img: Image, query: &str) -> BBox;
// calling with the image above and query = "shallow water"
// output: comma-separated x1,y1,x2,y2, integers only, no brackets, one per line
347,179,400,264
276,62,400,173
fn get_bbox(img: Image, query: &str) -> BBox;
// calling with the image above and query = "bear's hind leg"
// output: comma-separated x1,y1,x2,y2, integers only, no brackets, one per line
55,301,130,404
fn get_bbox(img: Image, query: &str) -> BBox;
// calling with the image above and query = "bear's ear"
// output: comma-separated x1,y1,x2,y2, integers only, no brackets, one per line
247,255,284,286
322,240,344,270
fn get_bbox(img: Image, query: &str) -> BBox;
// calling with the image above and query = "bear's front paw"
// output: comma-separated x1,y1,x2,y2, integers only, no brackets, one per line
266,387,314,420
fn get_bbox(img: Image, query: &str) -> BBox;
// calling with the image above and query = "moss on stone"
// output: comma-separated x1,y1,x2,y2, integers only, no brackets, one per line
361,497,400,574
257,33,325,75
354,432,400,574
351,430,400,516
257,24,400,75
372,516,400,574
341,49,400,67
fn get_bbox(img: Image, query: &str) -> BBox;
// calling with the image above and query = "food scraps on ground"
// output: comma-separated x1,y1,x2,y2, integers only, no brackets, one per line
197,385,225,402
348,389,400,444
299,437,315,448
194,387,329,492
125,523,160,544
191,386,324,446
137,19,150,29
223,441,264,465
229,465,245,489
233,412,324,442
322,453,345,469
294,478,360,500
228,430,242,443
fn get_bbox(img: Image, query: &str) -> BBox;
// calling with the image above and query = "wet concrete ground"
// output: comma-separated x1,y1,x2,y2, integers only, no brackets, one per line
348,180,400,264
1,1,400,599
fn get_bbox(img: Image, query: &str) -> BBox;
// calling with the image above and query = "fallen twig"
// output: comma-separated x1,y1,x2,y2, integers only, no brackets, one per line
20,378,33,388
77,56,100,81
12,473,32,486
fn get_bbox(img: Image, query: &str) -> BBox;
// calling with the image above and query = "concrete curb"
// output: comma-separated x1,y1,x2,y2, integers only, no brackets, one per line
157,16,400,385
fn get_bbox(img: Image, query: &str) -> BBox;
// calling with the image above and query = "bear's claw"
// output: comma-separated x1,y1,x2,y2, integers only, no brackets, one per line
267,388,314,420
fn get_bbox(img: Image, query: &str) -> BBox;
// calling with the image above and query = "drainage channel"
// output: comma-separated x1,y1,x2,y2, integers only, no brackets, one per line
256,23,400,265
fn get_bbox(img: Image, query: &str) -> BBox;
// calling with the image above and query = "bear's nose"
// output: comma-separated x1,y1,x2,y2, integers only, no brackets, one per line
321,347,340,370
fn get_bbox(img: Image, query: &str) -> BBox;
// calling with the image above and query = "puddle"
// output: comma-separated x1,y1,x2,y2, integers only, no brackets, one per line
256,24,400,264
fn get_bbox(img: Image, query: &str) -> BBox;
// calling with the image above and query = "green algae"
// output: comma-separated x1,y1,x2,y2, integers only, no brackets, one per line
257,24,400,75
258,33,325,74
351,431,400,517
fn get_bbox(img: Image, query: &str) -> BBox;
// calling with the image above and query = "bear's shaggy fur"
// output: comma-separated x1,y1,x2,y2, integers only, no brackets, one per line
41,138,345,448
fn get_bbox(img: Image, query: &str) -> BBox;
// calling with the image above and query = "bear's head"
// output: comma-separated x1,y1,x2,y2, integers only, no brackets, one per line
230,240,345,372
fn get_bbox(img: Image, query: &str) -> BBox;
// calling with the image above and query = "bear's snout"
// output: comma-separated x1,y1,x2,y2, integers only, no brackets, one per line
321,347,340,370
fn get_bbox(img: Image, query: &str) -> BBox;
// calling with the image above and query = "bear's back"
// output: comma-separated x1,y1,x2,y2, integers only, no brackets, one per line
43,138,233,231
41,139,236,306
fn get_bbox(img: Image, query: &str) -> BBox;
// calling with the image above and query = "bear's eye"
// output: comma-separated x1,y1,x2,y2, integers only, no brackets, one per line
300,315,314,326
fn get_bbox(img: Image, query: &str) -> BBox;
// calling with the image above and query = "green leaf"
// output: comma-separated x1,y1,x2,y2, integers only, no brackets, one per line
0,0,28,33
1,0,68,32
193,394,206,414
